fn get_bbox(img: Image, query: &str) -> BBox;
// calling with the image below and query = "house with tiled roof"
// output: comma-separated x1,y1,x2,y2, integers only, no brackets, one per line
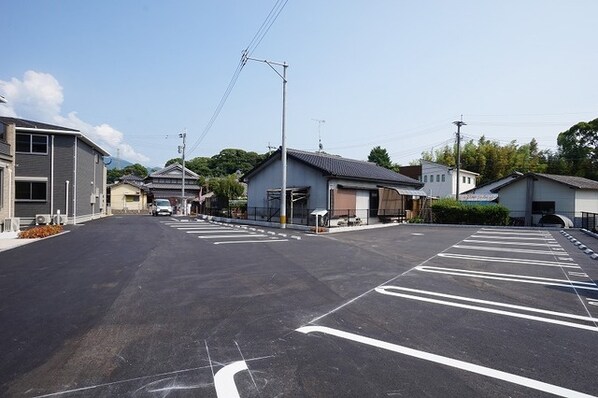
243,148,425,226
108,176,149,214
491,172,598,227
144,163,200,213
0,117,110,229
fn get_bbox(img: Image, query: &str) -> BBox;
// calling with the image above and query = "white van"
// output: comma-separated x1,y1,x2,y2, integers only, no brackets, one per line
151,199,173,216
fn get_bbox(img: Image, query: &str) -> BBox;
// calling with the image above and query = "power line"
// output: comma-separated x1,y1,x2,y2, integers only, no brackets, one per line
187,0,290,157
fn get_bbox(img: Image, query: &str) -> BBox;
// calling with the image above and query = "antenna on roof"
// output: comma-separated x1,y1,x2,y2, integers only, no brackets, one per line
312,119,325,152
267,142,276,155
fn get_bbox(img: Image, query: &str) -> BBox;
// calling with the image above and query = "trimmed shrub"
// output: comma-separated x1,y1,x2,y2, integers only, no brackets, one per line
432,198,509,226
18,225,64,239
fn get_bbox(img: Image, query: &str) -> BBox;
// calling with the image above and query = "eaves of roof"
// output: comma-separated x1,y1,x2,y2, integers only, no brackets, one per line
244,148,422,188
0,116,110,156
490,172,598,193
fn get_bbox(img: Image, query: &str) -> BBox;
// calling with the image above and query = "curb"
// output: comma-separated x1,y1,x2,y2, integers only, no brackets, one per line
560,230,597,261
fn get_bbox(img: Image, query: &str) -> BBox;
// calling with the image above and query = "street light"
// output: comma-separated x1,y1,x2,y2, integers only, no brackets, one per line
243,53,288,228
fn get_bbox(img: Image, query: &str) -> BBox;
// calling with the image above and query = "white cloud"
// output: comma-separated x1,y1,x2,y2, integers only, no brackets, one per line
0,70,149,164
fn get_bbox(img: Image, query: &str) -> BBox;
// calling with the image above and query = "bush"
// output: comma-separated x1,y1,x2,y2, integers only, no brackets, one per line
18,225,64,239
431,198,509,226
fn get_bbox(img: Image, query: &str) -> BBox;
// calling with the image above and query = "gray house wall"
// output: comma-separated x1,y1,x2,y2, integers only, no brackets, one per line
246,156,328,210
14,132,107,225
75,137,105,223
53,135,75,217
14,135,52,218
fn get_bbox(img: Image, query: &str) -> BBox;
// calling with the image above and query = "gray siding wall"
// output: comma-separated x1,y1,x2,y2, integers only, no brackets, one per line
14,134,52,218
12,131,107,225
53,135,75,216
247,156,328,210
75,138,105,222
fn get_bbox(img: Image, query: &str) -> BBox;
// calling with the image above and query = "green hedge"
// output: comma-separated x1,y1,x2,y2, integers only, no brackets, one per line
431,198,509,226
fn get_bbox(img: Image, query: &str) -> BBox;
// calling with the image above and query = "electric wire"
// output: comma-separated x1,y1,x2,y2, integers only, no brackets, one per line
187,0,289,156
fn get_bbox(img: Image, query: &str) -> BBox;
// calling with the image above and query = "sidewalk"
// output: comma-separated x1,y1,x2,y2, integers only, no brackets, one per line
0,232,38,252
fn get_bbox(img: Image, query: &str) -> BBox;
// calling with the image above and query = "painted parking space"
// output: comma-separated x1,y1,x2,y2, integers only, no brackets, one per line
159,218,302,245
291,227,598,397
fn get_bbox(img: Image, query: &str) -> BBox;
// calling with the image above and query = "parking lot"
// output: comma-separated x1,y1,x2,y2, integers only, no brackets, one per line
1,217,597,397
282,227,598,397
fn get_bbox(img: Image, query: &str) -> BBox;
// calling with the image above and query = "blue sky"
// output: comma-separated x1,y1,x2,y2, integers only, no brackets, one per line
1,1,597,168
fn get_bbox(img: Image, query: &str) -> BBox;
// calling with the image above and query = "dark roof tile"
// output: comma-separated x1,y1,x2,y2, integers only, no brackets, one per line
286,149,422,186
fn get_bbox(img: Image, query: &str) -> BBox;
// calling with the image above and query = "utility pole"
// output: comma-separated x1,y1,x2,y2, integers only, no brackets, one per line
243,53,288,228
178,130,187,215
453,119,466,201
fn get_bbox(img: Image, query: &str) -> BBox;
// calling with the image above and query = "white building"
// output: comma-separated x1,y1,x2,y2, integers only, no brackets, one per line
400,160,478,199
491,173,598,227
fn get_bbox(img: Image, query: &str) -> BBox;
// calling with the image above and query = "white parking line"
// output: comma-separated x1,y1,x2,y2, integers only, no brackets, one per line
452,245,564,256
214,239,289,245
437,253,579,268
463,239,562,248
471,235,556,241
214,361,247,398
197,234,267,239
297,326,597,398
416,266,598,291
375,286,598,332
479,229,552,235
177,227,232,230
185,230,246,234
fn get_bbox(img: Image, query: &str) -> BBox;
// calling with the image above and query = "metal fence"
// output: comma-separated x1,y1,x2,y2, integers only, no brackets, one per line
504,211,585,228
582,212,598,232
203,207,410,227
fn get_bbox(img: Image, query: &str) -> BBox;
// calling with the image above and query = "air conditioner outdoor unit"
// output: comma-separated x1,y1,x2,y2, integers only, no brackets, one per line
54,215,68,225
35,214,52,225
3,218,20,232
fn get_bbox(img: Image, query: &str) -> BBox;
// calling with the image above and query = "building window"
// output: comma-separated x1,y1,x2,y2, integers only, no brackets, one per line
436,174,440,182
16,134,48,154
125,195,140,202
15,181,47,201
441,174,445,182
532,201,555,215
467,177,471,184
462,176,466,183
424,175,427,183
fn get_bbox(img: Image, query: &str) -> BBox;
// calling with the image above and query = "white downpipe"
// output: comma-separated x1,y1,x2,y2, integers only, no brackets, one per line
50,135,55,215
8,167,13,218
65,180,69,224
73,137,77,224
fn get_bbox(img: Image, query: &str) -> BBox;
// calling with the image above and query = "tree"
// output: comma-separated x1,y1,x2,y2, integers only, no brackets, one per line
419,136,550,184
557,118,598,179
368,146,393,169
122,163,149,178
208,174,245,203
107,168,124,184
208,148,266,176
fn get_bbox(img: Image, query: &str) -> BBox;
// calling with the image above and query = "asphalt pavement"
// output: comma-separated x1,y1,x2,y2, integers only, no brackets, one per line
1,216,597,397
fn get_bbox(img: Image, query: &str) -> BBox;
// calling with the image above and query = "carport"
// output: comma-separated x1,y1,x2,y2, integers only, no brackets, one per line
378,186,427,222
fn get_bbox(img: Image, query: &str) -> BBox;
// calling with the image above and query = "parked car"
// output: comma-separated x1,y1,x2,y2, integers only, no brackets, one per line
150,199,173,216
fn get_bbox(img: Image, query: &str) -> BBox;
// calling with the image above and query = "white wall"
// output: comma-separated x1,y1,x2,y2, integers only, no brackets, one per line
420,160,477,198
575,190,598,213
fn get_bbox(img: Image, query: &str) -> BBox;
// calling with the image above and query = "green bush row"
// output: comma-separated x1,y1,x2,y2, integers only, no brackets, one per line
431,198,509,226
